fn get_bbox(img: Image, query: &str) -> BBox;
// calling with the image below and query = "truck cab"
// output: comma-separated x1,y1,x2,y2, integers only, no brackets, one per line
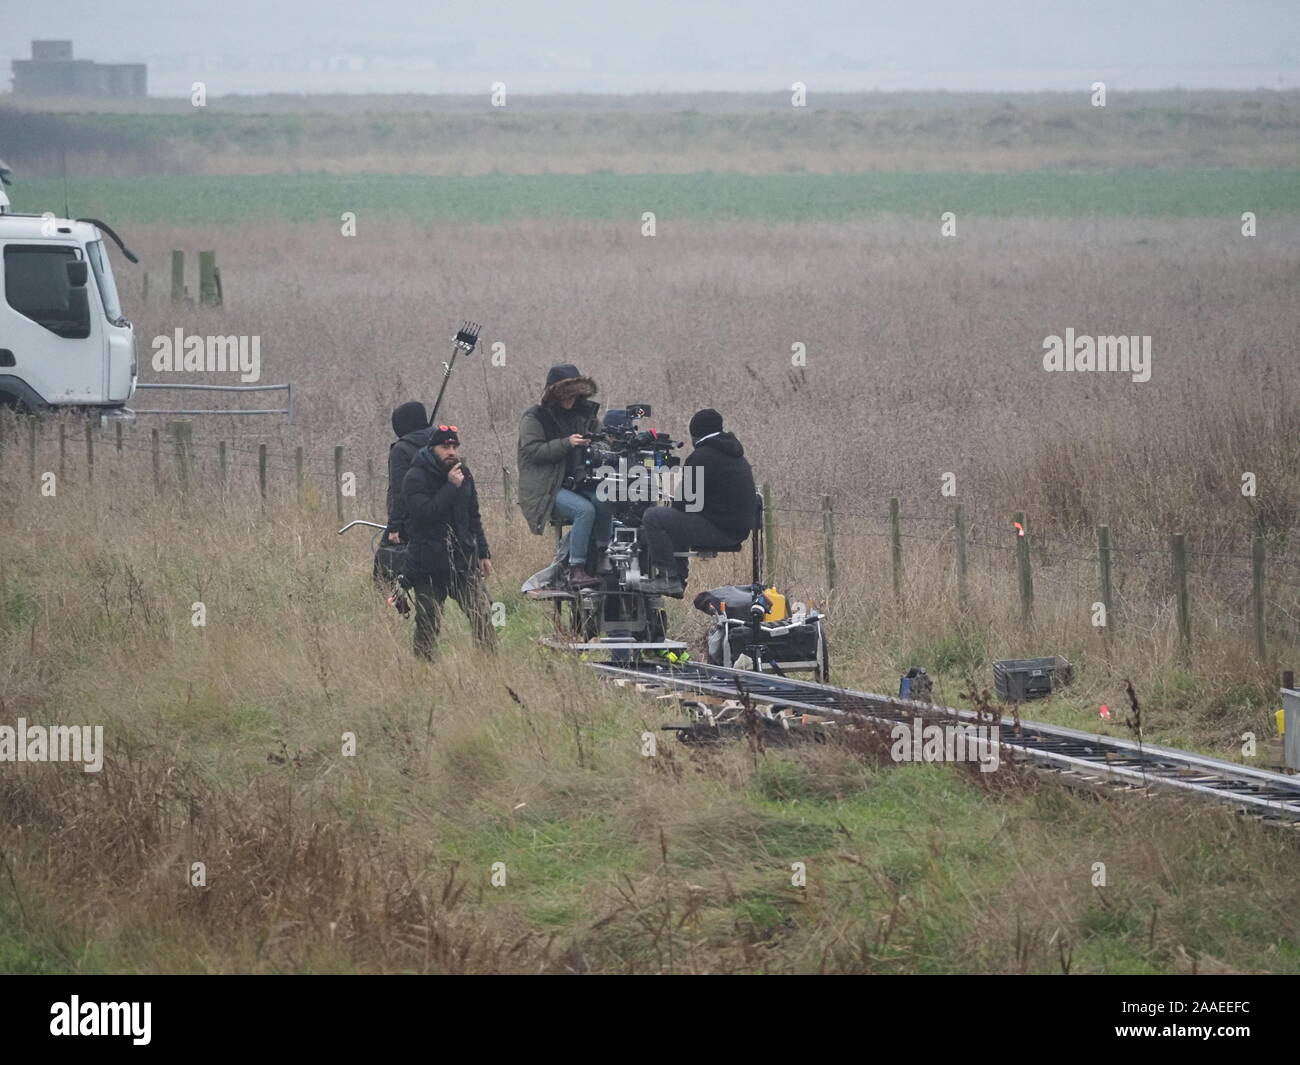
0,194,136,419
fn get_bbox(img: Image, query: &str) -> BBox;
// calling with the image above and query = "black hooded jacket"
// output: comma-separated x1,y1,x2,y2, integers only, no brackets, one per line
400,448,490,578
676,432,756,543
387,402,432,540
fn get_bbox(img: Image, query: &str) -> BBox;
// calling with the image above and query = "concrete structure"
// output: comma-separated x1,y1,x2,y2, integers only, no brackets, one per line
12,40,146,98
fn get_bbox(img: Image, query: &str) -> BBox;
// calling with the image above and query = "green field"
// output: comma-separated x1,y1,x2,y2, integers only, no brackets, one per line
16,169,1299,226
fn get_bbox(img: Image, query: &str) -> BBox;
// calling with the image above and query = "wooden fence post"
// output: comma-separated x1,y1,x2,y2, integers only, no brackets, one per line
762,483,776,587
334,445,345,522
170,250,185,305
151,428,161,493
1098,525,1114,634
503,466,514,520
142,270,149,305
889,497,903,604
115,421,124,454
1252,532,1266,661
821,494,836,596
1171,533,1190,654
258,444,268,502
218,441,228,489
1015,511,1033,625
198,251,220,307
295,446,305,504
169,419,193,495
84,422,94,484
954,503,969,610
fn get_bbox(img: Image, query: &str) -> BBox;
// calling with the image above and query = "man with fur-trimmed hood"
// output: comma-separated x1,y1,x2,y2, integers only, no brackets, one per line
516,364,612,587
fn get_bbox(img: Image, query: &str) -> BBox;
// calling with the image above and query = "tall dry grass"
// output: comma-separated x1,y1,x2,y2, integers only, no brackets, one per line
2,461,1299,973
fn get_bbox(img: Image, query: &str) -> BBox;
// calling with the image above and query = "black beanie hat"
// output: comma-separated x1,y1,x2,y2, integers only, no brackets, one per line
689,408,723,440
392,400,428,437
429,425,461,447
546,364,582,387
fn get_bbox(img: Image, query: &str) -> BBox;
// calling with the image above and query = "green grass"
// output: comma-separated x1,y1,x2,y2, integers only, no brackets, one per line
15,170,1300,227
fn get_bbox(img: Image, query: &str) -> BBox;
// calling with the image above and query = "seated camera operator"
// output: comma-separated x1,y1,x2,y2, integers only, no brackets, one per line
517,364,613,588
641,408,755,591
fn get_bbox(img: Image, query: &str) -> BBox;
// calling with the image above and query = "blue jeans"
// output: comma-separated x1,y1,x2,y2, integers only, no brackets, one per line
552,488,613,566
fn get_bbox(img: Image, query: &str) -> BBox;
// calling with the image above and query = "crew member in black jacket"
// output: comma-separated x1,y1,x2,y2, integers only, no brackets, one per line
376,400,434,582
641,408,755,592
401,424,496,658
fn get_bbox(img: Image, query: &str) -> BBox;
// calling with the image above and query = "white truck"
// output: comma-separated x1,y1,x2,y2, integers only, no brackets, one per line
0,179,137,420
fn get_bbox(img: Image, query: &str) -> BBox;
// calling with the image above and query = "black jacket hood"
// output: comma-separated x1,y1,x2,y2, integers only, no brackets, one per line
392,401,429,438
694,431,744,458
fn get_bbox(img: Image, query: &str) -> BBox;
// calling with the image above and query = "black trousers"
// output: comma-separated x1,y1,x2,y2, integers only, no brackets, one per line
640,507,745,580
409,567,496,659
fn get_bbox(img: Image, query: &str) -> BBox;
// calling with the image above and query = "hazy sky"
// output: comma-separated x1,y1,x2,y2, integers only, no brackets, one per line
4,0,1298,95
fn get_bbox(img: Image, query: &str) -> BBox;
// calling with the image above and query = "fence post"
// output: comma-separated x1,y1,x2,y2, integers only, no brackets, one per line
28,418,37,481
58,421,67,483
1014,511,1033,625
1252,532,1266,661
295,446,305,505
889,497,903,604
503,466,514,520
334,445,345,522
115,421,124,454
198,251,220,307
218,441,228,490
1097,525,1114,634
762,483,776,587
1171,533,1190,654
258,444,268,502
169,419,193,496
170,250,185,305
142,270,149,305
821,494,836,597
84,422,94,485
954,503,969,610
151,428,161,493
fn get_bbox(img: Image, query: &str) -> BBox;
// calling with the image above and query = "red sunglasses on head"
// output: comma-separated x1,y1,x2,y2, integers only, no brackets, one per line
436,425,459,433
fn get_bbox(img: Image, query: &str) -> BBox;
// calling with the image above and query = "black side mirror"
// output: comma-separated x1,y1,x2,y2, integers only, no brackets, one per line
66,260,88,286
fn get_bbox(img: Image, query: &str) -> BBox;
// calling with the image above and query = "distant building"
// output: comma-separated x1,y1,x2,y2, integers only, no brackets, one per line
12,40,147,98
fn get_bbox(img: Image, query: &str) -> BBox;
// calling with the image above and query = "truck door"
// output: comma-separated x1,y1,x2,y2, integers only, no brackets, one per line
0,241,105,405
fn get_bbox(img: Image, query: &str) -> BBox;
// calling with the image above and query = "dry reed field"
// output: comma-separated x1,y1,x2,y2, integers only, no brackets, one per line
3,99,1300,974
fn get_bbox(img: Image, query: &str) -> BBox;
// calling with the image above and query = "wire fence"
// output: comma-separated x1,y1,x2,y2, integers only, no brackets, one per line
7,412,1300,657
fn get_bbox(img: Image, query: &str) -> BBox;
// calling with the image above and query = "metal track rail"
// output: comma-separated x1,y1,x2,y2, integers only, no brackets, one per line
589,659,1300,824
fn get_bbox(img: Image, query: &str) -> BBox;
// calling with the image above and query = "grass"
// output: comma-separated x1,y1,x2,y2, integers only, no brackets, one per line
1,470,1298,973
12,169,1300,226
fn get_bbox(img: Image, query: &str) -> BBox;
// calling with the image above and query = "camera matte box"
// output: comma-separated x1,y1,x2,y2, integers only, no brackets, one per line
993,656,1072,702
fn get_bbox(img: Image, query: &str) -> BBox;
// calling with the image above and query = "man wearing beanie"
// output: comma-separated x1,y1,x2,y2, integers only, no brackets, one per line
378,401,434,581
516,364,612,587
401,424,496,658
640,408,756,592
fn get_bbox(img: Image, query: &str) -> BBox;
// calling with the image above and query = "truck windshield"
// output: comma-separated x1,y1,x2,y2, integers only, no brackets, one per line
3,244,90,340
86,239,124,323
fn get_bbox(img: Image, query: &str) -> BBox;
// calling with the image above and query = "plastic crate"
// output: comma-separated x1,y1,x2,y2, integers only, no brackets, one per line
993,656,1072,702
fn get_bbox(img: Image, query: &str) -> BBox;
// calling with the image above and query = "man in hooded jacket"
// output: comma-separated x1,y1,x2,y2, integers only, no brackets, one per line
516,364,613,587
376,401,434,582
640,408,756,591
401,425,496,658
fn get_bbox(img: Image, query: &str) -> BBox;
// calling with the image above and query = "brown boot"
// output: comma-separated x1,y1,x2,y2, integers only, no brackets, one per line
569,566,601,588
